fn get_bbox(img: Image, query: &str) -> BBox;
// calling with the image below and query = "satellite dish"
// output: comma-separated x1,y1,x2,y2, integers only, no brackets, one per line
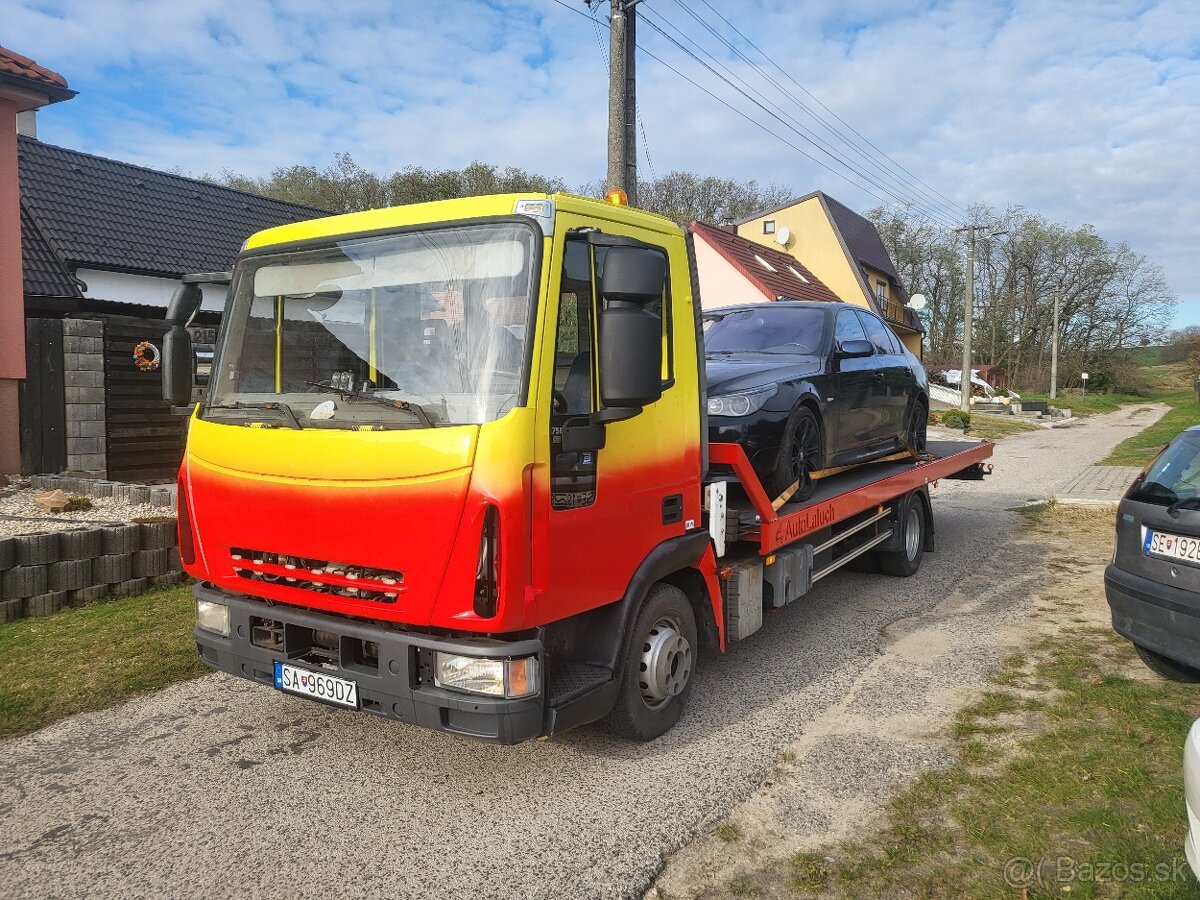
907,293,928,311
775,225,791,247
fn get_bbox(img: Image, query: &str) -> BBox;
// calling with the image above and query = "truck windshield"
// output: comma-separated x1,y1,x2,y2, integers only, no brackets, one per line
1126,431,1200,506
703,307,826,355
206,222,538,428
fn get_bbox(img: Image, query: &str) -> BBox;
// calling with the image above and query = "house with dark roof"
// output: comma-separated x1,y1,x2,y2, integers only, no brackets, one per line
689,220,842,308
2,49,328,479
735,191,924,355
0,45,75,476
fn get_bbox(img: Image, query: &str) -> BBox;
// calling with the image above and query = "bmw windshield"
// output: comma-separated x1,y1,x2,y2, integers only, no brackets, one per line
205,222,538,429
703,307,827,354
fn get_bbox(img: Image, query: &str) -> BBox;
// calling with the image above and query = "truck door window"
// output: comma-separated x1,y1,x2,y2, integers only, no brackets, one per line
551,239,598,510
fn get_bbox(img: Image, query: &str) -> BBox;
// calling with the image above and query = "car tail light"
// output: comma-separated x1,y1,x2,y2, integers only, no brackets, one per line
474,506,500,618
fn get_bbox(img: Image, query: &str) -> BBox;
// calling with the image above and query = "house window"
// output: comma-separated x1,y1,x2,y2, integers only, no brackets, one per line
763,220,775,235
875,281,887,302
788,265,809,284
754,254,776,272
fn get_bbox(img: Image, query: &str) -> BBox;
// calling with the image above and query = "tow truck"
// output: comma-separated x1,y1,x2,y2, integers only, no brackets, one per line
162,190,992,743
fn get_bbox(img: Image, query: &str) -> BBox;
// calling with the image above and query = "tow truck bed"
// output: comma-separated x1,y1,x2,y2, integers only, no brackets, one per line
710,439,994,555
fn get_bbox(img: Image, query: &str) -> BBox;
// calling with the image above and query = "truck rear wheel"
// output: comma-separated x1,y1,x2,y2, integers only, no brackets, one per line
600,583,697,741
877,495,926,577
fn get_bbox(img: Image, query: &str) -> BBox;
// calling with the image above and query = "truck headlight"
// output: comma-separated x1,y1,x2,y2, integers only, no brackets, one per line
708,384,778,417
434,653,539,699
196,599,230,636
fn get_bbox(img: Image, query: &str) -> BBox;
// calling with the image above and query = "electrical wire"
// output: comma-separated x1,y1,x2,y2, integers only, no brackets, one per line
693,0,969,221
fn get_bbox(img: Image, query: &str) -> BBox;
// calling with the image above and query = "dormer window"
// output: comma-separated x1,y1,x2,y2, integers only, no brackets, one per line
876,281,887,301
754,254,776,272
763,220,775,235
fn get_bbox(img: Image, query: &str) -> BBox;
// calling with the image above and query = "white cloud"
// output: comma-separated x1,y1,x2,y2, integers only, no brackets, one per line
9,0,1200,310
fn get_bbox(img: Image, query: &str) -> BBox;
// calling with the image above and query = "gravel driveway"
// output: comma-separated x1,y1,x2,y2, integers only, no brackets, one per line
0,405,1167,900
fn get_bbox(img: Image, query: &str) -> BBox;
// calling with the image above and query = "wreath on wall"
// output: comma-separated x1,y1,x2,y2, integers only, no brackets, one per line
132,340,161,372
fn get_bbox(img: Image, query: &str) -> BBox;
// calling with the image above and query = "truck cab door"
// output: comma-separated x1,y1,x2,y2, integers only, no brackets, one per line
533,217,701,625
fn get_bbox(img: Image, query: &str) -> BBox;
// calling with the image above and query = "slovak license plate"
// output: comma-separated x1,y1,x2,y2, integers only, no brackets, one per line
1143,528,1200,565
273,662,358,709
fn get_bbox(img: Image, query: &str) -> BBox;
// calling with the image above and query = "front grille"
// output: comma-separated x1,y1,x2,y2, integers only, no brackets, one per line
230,547,405,603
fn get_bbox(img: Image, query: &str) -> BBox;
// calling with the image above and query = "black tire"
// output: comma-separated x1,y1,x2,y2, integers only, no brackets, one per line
765,405,823,502
878,495,926,577
48,558,93,591
1134,644,1200,683
60,528,104,560
600,583,698,741
906,399,928,453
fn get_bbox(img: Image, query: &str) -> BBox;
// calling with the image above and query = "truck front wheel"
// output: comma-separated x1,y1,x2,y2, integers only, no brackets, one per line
600,583,697,741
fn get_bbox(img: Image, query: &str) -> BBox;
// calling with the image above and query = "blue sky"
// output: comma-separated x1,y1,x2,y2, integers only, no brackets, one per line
9,0,1200,328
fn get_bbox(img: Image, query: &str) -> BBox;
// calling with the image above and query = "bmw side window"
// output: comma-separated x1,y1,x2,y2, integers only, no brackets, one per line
834,309,869,351
856,311,895,356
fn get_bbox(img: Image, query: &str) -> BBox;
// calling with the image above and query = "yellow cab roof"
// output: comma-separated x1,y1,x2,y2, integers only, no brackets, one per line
243,192,684,251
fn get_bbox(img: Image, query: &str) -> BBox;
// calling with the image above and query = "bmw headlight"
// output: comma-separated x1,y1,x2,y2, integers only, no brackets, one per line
707,384,778,417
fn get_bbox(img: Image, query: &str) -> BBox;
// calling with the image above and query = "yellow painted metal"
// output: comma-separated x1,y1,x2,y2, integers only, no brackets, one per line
368,287,378,385
274,296,282,393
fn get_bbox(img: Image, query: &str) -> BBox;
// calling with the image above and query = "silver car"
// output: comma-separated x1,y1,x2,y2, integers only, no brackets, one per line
1107,426,1200,681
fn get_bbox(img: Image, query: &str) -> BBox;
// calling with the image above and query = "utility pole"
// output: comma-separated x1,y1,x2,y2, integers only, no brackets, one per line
954,225,981,412
1050,291,1060,400
605,0,638,205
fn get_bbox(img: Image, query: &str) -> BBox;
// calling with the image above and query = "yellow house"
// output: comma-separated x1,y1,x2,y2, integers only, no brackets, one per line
736,191,924,355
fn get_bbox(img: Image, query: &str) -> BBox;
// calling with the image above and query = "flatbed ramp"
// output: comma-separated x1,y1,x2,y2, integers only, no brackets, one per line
709,439,994,554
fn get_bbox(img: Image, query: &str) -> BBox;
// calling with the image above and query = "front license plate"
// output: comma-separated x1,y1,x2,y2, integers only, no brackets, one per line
273,662,358,709
1144,528,1200,566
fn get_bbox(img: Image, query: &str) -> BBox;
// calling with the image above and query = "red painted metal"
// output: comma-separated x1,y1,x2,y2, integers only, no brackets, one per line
708,440,995,555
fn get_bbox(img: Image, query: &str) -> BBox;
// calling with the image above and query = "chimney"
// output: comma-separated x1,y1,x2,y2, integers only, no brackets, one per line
16,109,36,138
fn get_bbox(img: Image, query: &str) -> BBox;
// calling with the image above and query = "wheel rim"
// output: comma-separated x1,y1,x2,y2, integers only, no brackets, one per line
790,416,821,487
638,615,693,710
908,406,923,448
904,506,922,559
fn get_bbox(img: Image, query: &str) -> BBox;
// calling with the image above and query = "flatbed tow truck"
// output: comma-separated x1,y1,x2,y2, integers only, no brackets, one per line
162,190,992,744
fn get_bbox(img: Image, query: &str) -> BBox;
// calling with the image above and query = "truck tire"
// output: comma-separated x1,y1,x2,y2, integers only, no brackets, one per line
1134,644,1200,683
599,583,697,742
14,532,59,566
60,528,104,560
877,494,926,577
48,558,92,591
2,565,48,600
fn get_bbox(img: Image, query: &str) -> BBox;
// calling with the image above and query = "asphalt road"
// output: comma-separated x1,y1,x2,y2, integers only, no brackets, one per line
0,406,1165,900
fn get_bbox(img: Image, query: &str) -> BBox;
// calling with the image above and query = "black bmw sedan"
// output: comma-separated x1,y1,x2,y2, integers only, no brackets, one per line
704,301,929,500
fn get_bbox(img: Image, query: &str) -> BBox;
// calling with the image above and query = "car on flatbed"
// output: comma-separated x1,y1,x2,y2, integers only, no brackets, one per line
704,301,929,500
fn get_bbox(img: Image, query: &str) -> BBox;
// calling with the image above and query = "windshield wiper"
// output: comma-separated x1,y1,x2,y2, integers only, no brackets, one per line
1168,496,1200,517
205,401,301,430
306,381,435,428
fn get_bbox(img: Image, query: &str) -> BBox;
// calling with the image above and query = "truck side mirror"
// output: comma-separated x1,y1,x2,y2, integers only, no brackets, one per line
598,246,666,410
162,325,195,408
166,282,203,326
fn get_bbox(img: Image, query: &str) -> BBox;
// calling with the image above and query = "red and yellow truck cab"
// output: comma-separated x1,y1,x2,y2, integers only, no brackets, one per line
173,192,721,743
168,191,992,744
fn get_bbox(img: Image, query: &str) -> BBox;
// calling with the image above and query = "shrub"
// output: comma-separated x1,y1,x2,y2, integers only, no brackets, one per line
940,409,971,430
927,410,941,425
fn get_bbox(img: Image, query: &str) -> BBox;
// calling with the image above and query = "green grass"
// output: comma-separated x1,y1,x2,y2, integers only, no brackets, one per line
1100,391,1199,466
780,631,1200,899
1020,391,1150,417
0,584,207,740
965,413,1041,441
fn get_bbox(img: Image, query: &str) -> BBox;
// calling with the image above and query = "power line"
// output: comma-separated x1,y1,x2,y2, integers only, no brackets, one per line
694,0,969,221
667,0,965,224
636,9,960,227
